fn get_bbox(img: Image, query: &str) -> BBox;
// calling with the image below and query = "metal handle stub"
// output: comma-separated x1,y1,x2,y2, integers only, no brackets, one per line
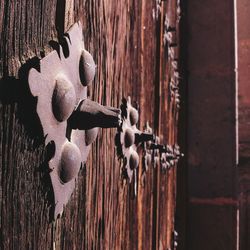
69,99,121,130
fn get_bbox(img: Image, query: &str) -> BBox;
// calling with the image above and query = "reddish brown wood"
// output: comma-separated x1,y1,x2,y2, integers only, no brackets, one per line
0,1,179,249
185,0,238,249
237,0,250,249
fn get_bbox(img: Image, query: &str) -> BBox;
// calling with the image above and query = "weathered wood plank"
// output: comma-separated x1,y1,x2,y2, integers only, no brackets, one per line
237,0,250,249
0,1,179,249
186,0,238,249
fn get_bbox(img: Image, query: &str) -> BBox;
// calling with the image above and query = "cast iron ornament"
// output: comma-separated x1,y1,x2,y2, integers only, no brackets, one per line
116,97,155,181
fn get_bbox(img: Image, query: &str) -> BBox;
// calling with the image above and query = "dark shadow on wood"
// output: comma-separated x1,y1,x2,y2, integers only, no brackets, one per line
54,0,70,58
55,0,66,36
0,57,55,221
18,57,44,146
49,38,70,59
0,57,43,145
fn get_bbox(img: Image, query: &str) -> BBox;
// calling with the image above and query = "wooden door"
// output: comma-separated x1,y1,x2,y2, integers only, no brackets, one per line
0,0,180,249
237,0,250,249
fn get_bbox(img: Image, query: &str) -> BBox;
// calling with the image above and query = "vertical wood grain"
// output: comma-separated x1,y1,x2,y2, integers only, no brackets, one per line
0,1,180,249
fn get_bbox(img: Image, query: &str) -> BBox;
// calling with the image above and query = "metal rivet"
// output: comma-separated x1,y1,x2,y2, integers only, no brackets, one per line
124,128,135,148
129,107,139,126
129,151,139,170
52,74,76,122
79,49,96,86
85,127,99,146
59,142,81,183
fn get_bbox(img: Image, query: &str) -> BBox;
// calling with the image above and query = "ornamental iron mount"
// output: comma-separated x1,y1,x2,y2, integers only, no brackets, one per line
28,22,121,219
28,21,182,219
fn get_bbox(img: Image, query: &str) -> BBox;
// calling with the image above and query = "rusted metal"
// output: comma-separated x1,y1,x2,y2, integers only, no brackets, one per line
116,97,153,182
28,22,93,218
69,99,121,130
28,22,122,218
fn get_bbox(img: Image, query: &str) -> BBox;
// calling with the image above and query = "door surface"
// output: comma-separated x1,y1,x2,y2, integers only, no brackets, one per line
0,1,180,249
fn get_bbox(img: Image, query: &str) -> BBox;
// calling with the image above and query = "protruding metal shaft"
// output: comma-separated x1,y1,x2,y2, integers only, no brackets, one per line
135,132,155,144
69,99,121,130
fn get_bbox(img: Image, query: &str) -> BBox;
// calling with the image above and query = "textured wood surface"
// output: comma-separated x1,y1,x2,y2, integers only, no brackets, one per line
0,1,179,249
185,0,238,249
237,0,250,249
